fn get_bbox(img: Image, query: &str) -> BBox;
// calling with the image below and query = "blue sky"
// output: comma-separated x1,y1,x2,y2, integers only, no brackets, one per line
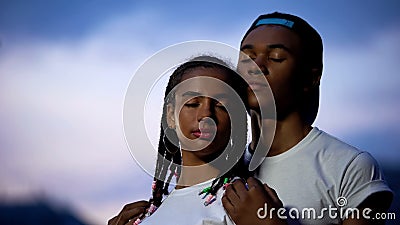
1,1,400,224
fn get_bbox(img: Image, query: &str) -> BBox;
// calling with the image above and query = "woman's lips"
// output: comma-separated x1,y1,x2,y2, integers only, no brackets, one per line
192,128,216,139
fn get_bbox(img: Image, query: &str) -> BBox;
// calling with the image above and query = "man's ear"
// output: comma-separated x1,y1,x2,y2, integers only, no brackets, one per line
304,67,322,92
166,103,176,129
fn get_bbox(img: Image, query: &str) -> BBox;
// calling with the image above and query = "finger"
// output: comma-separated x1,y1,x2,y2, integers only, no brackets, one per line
231,179,248,198
122,201,150,211
109,201,150,225
247,177,277,204
221,194,235,214
125,219,139,225
125,219,138,225
118,201,150,223
263,184,283,207
246,176,263,191
108,216,117,225
120,206,148,223
224,184,241,205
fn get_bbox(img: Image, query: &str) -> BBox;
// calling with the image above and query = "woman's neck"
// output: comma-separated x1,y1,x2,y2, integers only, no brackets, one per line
175,153,221,189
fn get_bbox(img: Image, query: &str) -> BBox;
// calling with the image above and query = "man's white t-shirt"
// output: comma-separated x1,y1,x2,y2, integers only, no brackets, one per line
255,127,392,224
140,179,235,225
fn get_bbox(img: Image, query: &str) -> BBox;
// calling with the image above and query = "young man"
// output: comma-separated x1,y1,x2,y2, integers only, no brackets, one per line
222,12,393,225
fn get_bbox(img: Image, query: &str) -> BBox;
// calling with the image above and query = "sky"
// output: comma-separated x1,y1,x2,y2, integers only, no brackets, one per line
1,0,400,224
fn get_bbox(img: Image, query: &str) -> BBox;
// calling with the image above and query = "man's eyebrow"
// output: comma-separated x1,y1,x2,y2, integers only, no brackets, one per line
240,43,292,53
267,44,292,53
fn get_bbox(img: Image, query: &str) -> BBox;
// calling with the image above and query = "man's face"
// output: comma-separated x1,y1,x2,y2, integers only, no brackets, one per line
238,25,304,119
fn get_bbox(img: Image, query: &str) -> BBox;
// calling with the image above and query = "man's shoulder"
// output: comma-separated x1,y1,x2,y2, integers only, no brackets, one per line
311,127,361,153
307,127,365,164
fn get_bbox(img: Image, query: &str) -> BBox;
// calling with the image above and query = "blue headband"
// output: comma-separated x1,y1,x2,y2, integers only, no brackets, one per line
255,18,294,28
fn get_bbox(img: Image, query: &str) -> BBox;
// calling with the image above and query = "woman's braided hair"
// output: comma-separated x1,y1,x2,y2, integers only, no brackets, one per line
150,55,250,208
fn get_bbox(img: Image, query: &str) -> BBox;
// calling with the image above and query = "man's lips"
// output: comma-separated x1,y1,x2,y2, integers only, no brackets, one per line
248,81,268,91
192,128,216,139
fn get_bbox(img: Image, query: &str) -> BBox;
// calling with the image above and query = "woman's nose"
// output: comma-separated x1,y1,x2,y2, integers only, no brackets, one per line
197,99,213,121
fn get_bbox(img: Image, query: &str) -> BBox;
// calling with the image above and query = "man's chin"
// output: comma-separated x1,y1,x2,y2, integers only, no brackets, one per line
248,93,276,117
247,93,260,110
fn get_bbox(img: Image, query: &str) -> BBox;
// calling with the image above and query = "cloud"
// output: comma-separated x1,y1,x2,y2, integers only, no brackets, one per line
1,3,399,224
0,11,161,225
316,26,400,135
0,8,245,224
315,26,400,167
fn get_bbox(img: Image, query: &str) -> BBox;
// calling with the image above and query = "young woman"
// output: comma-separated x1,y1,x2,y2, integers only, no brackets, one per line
109,55,250,225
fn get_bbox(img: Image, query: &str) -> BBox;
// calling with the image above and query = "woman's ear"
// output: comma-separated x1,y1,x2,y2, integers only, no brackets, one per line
166,103,176,129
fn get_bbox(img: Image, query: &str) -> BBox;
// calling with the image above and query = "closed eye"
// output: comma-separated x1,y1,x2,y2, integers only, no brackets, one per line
184,102,200,108
268,57,285,63
215,102,227,110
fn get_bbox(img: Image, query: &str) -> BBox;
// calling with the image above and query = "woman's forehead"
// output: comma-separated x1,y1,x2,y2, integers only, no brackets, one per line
175,69,234,97
180,67,232,85
176,78,232,96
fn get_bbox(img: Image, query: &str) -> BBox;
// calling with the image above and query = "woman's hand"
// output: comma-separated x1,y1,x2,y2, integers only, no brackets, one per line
222,177,287,225
108,200,150,225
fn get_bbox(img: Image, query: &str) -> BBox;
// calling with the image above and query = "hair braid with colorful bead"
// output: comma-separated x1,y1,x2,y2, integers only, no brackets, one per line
143,55,250,221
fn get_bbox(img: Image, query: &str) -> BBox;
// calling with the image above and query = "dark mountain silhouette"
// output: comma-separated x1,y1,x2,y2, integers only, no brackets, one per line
0,198,91,225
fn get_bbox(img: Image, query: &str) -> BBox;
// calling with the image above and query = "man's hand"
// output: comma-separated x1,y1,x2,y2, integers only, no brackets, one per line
108,200,150,225
222,177,287,225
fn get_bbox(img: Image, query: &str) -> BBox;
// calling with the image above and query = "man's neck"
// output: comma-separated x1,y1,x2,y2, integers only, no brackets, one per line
250,110,312,157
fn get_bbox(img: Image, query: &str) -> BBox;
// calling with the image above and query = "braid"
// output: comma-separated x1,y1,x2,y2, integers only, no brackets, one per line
146,55,250,219
149,57,203,209
151,128,166,206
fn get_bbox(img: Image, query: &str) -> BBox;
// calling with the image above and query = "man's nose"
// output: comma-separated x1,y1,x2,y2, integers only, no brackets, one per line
248,56,268,76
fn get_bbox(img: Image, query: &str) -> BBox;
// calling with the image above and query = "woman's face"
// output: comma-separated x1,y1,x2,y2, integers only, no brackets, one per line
167,67,234,162
238,25,304,117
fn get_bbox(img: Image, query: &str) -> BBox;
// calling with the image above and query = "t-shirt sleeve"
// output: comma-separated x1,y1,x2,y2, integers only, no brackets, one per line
339,151,392,210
